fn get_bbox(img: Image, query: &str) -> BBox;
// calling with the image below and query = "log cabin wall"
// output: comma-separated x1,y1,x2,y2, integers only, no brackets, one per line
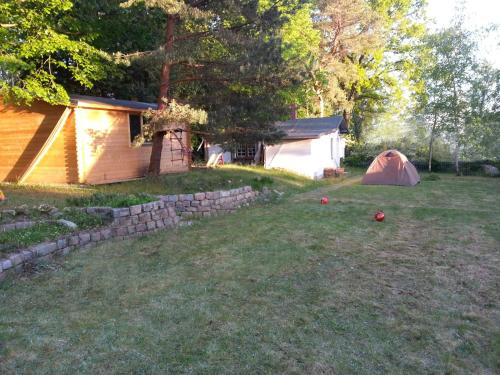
0,100,78,184
75,107,189,184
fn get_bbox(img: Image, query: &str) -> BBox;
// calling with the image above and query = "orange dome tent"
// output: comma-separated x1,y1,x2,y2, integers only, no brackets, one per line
361,150,420,186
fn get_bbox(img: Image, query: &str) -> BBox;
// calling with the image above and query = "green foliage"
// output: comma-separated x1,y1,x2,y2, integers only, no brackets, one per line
132,99,207,147
415,22,500,161
289,0,425,126
66,192,156,208
280,4,319,61
0,222,70,253
66,0,306,145
0,209,104,254
0,0,111,104
62,208,107,227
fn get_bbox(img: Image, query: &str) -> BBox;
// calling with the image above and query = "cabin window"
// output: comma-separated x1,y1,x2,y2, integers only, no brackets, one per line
129,114,142,143
129,114,152,145
247,144,256,158
236,145,246,158
235,144,256,159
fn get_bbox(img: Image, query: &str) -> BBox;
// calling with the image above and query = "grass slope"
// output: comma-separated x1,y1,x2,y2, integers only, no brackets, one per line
0,166,333,209
0,174,498,374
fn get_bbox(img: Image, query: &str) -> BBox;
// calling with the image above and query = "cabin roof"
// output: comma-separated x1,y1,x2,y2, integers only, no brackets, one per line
70,95,157,111
276,116,348,139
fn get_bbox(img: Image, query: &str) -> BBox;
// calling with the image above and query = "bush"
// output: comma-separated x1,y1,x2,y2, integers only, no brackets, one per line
66,192,156,208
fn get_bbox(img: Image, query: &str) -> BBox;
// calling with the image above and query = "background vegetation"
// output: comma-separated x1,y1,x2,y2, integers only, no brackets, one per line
1,0,497,168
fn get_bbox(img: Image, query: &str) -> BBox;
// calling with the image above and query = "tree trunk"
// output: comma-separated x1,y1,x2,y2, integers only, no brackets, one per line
318,94,324,117
428,134,434,172
149,131,167,175
342,109,351,126
428,112,437,172
453,144,460,176
451,85,461,176
148,14,176,176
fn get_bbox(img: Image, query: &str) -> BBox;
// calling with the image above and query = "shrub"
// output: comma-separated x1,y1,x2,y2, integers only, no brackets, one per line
66,192,156,208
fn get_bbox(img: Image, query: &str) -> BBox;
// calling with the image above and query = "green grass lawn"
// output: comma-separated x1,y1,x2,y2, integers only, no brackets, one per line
0,165,337,210
0,172,498,374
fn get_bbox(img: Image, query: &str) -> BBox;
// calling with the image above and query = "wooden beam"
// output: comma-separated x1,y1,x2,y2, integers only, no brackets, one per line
18,107,72,184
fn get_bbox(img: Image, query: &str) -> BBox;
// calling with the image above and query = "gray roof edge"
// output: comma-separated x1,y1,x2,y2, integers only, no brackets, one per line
282,128,339,140
70,94,157,111
277,115,347,139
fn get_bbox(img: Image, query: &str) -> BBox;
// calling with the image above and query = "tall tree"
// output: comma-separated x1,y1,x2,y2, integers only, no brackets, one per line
417,25,478,173
0,0,110,104
120,0,303,175
278,2,322,117
414,31,450,172
348,0,426,140
463,62,500,160
315,0,383,122
303,0,425,137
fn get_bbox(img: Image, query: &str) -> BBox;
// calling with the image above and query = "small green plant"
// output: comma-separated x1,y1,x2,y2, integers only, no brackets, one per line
251,176,274,191
66,192,155,208
62,208,107,228
423,173,441,181
0,209,106,254
0,222,71,254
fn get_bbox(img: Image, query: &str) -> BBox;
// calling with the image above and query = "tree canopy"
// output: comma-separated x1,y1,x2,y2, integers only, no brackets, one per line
1,0,497,166
415,22,500,170
0,0,111,104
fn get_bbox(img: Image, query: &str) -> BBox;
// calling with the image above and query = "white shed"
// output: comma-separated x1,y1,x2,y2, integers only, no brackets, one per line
264,116,348,179
205,143,233,165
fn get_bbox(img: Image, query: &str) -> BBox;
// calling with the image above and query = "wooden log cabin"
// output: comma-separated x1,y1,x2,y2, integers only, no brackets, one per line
0,95,190,185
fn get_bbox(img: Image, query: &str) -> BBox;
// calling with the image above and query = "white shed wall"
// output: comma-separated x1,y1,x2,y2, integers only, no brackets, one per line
265,130,345,179
264,139,316,178
206,144,232,165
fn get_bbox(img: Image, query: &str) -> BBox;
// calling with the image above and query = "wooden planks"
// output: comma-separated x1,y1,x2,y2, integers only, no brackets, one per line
25,110,79,184
0,99,188,185
76,108,189,184
19,107,72,183
0,101,79,184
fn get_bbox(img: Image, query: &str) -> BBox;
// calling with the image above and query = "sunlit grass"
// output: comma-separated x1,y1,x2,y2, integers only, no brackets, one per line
0,172,498,374
0,166,334,209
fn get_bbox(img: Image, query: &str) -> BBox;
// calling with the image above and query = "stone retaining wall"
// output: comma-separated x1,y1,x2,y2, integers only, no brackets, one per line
0,186,257,280
0,220,36,233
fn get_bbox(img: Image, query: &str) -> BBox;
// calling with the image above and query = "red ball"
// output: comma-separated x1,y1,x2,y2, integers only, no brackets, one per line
374,211,385,222
321,196,329,205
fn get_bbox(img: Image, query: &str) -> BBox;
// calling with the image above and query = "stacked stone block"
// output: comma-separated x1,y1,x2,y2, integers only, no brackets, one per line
0,221,36,233
158,185,257,219
0,186,258,280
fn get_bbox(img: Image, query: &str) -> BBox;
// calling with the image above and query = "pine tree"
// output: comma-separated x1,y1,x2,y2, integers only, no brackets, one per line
120,0,303,175
296,0,424,135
